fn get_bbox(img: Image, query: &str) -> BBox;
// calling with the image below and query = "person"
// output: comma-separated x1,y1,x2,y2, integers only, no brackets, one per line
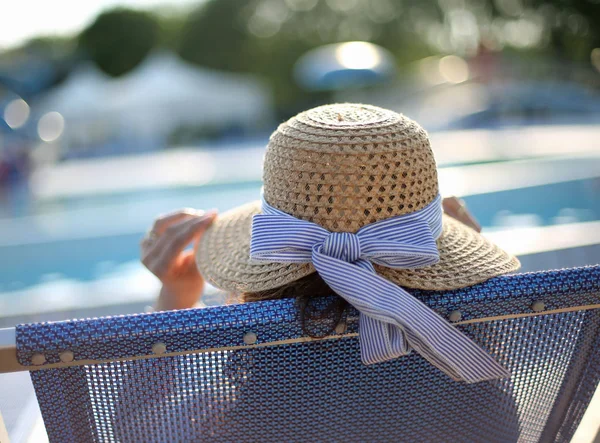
141,103,520,380
141,197,481,311
141,198,487,342
132,104,521,441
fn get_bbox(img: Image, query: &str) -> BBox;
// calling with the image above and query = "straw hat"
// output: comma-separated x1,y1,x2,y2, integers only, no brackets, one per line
197,104,520,293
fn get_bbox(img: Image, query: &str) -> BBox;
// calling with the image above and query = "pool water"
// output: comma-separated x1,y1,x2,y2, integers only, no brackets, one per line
2,177,599,288
0,156,599,318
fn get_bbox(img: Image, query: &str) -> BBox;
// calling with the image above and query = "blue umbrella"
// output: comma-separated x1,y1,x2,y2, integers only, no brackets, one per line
294,41,396,91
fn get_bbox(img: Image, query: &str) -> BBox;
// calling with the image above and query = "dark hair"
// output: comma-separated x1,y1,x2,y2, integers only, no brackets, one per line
239,273,348,338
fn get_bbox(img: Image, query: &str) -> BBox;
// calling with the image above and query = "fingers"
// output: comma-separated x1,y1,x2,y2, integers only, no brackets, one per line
159,213,216,259
151,208,205,236
140,235,154,257
142,211,217,279
141,208,212,257
442,197,482,233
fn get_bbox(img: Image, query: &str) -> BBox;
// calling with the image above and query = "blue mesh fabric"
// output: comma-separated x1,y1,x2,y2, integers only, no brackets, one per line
17,266,600,443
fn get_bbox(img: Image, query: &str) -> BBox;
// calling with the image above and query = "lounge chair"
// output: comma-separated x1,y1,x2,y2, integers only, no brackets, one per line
1,265,599,442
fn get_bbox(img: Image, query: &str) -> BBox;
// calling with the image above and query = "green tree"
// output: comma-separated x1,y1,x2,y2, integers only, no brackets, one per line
78,8,160,76
178,0,254,72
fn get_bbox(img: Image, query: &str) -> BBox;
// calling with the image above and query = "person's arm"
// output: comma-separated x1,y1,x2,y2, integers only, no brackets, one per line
140,209,217,311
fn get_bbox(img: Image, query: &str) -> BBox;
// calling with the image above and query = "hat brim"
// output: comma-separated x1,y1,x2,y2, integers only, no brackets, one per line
196,201,521,294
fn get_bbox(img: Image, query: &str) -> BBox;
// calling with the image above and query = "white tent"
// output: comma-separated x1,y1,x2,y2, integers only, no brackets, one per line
36,51,273,146
36,63,111,121
109,52,273,138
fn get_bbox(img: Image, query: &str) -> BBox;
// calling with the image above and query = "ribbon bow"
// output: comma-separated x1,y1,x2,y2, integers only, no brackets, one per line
250,194,509,383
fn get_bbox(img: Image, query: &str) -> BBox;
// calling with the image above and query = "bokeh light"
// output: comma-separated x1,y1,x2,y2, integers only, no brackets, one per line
438,55,469,84
37,112,65,142
284,0,318,11
247,0,289,38
326,0,358,13
419,57,445,85
3,98,30,129
592,48,600,73
335,41,382,70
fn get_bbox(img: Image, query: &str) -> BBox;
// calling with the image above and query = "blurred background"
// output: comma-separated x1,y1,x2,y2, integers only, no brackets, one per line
1,0,600,440
1,0,600,327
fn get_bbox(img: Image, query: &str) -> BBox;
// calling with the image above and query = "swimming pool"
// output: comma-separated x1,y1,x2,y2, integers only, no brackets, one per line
1,153,599,319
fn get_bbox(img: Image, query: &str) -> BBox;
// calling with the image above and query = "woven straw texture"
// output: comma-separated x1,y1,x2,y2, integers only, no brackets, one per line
197,103,520,293
18,266,600,443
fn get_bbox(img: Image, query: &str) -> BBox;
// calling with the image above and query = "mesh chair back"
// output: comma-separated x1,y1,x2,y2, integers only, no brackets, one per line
17,266,600,442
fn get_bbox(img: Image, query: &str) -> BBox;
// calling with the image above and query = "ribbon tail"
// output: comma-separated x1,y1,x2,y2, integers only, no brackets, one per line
312,250,510,383
359,314,410,364
401,319,511,383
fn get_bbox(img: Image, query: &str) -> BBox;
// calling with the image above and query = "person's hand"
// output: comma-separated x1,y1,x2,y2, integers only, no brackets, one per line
141,209,217,311
442,197,481,233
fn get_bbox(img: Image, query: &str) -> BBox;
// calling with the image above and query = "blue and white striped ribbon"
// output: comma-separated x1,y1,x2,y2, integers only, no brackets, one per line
250,194,510,383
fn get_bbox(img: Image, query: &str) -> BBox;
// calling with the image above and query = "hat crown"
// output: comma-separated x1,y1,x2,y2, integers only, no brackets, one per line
263,104,439,232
